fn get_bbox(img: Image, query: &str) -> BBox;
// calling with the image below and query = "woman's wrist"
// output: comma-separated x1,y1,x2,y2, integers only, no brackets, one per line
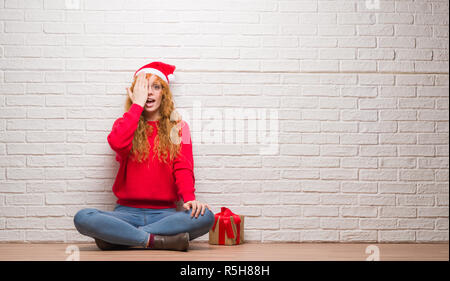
133,101,146,108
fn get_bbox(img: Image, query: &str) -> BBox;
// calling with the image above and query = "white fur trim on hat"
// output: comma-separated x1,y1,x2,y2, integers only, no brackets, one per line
167,73,175,83
135,68,168,84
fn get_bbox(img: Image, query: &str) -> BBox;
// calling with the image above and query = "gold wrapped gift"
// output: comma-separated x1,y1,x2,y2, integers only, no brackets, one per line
208,207,244,245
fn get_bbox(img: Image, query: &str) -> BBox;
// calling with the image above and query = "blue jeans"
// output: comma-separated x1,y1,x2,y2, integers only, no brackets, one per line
73,204,215,248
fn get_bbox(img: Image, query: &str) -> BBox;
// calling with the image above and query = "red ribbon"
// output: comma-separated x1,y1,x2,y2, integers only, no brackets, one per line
211,207,241,245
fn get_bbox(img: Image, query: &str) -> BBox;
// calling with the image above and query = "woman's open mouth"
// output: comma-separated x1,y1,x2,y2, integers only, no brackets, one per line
146,98,155,107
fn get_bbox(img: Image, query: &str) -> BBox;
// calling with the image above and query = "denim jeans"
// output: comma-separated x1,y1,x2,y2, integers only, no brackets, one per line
73,204,215,248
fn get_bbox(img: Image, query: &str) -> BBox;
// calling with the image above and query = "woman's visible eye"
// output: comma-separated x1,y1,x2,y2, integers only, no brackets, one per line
153,85,161,90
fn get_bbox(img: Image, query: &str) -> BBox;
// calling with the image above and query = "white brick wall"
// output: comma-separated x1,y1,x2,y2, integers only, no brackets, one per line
0,0,448,243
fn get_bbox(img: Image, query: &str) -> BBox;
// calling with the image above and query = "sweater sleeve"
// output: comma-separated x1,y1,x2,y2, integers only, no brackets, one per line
173,120,196,203
107,103,143,162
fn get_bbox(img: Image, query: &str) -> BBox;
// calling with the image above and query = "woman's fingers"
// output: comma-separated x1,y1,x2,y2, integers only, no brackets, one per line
137,74,142,88
190,201,197,217
136,73,141,84
186,201,211,218
136,73,142,88
140,72,146,87
195,203,202,218
132,73,149,105
200,204,206,216
126,87,135,102
143,77,148,91
140,73,146,87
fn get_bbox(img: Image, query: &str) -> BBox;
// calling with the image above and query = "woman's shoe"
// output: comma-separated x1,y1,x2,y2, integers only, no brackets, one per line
94,238,129,251
152,232,189,251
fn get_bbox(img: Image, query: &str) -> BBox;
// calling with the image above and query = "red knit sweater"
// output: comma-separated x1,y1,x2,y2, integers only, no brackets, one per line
107,103,196,209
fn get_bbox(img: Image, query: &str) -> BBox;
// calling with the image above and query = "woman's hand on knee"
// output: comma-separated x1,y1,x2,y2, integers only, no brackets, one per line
182,200,212,219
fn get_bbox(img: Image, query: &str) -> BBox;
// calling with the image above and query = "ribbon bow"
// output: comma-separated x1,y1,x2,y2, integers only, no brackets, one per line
211,207,241,245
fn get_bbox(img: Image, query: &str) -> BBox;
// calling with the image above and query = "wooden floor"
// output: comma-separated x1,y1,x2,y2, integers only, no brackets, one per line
0,242,448,261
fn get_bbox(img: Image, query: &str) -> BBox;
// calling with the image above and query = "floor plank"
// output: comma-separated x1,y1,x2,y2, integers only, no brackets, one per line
0,242,447,261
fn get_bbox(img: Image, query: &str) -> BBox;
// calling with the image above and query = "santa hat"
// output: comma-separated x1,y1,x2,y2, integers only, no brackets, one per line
133,61,176,84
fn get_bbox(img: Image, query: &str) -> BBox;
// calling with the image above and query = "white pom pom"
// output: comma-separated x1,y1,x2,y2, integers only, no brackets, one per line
168,74,175,83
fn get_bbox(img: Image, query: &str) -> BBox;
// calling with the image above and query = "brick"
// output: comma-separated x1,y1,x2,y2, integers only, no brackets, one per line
360,219,397,230
379,183,416,194
44,169,84,180
301,157,340,168
417,207,449,217
417,183,449,194
380,207,417,218
46,217,76,230
27,108,65,119
246,217,279,229
5,194,44,205
341,157,378,168
45,144,83,154
418,157,448,169
399,98,434,108
280,218,319,229
0,156,26,168
26,206,66,217
300,230,339,242
27,181,65,193
262,181,301,192
302,181,339,192
26,230,65,242
280,193,319,205
85,192,118,204
46,193,85,205
415,61,449,73
303,206,339,217
27,132,65,143
7,218,44,229
341,207,377,218
359,121,397,133
379,231,415,242
320,218,358,229
398,219,434,230
263,231,299,242
399,169,435,181
398,195,435,206
436,219,449,230
281,169,319,180
379,37,415,48
359,98,396,109
416,231,449,242
0,230,24,242
340,231,377,242
359,195,396,206
7,168,44,180
358,49,394,60
341,182,377,193
360,145,396,156
262,206,300,217
7,119,45,130
67,179,112,192
28,156,65,167
341,110,377,121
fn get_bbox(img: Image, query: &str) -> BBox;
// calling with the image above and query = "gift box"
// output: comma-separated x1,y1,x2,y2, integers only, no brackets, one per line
209,207,244,245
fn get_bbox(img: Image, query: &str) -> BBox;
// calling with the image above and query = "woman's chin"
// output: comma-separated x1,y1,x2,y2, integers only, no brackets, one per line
144,105,159,112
